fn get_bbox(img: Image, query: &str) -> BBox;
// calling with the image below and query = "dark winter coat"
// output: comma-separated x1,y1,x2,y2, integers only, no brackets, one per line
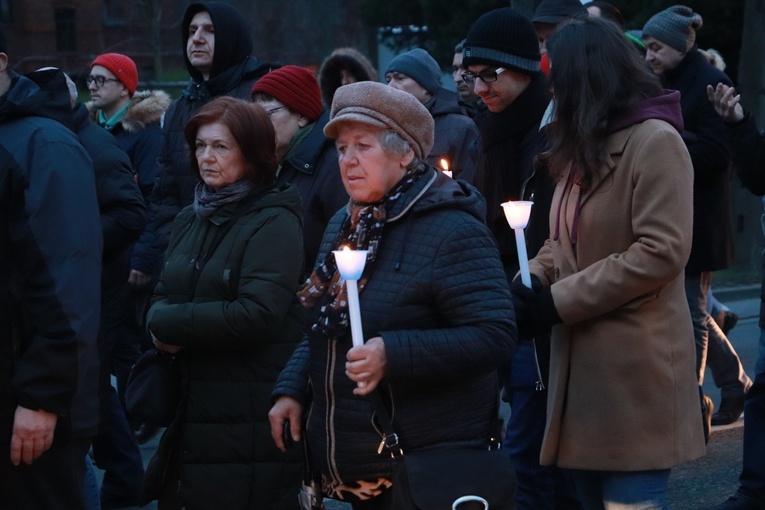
273,167,516,483
662,48,734,274
88,90,171,278
143,184,305,509
0,70,102,439
142,1,277,278
725,113,765,327
425,88,480,182
278,111,348,271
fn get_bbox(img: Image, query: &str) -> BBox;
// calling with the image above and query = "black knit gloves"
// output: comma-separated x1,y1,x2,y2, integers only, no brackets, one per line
510,275,562,340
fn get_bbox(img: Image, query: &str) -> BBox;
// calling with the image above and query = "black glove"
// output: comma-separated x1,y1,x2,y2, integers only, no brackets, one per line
510,276,561,339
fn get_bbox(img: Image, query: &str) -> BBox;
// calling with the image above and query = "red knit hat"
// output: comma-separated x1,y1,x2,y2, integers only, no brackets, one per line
91,53,138,95
250,65,323,122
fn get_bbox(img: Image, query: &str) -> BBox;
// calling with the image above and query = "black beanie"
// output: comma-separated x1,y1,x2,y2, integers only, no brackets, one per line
463,8,540,75
532,0,587,24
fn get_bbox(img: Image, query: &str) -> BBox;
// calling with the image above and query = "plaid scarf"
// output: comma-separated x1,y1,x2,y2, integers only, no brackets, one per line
297,164,426,341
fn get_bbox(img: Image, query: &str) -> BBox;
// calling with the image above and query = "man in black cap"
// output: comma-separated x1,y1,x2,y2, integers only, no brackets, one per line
463,7,580,510
531,0,587,56
0,26,103,508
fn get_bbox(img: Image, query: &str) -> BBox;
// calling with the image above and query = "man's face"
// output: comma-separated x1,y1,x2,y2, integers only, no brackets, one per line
467,64,531,113
187,11,215,79
87,65,128,111
0,53,10,98
385,72,431,104
534,22,556,56
643,37,685,76
452,51,475,101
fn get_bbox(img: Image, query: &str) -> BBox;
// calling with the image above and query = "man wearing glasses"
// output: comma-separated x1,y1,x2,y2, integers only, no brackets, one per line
463,7,580,510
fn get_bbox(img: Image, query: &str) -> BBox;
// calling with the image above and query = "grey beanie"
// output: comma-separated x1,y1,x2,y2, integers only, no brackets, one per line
324,81,434,161
642,5,703,53
385,48,442,95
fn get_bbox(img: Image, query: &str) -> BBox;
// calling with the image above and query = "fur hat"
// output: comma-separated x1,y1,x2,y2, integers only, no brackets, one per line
250,65,323,122
91,53,138,95
385,48,442,95
324,81,434,161
318,48,378,107
462,8,540,76
642,5,703,53
532,0,587,24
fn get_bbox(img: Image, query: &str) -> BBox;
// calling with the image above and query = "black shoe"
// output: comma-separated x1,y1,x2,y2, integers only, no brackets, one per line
133,422,161,444
721,311,740,336
702,394,714,444
706,492,765,509
711,394,746,426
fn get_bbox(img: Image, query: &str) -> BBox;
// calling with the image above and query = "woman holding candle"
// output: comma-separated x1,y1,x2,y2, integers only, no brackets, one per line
141,97,304,509
269,82,517,509
510,17,705,509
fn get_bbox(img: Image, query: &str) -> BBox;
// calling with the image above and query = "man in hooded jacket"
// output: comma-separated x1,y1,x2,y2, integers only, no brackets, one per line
140,1,277,285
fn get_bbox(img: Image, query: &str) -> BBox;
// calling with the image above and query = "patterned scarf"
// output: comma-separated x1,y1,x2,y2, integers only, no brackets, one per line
297,163,426,341
193,179,256,219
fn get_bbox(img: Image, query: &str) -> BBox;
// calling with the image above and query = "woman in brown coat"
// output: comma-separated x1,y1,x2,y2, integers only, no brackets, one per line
511,17,706,509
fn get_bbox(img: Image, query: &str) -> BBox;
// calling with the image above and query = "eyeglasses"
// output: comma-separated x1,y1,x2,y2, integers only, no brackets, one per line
264,106,286,117
86,75,121,87
460,67,506,85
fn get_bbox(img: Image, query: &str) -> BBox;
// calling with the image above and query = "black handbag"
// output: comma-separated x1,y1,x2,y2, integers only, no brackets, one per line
372,391,517,510
124,349,184,426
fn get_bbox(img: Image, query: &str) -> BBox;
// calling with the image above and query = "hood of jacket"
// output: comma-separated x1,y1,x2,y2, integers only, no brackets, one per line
0,69,74,129
426,88,467,118
182,2,253,82
387,165,487,224
239,182,303,222
87,89,171,133
607,90,684,134
318,47,378,106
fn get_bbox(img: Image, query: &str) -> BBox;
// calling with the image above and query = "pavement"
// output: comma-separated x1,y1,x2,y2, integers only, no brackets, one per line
97,285,761,510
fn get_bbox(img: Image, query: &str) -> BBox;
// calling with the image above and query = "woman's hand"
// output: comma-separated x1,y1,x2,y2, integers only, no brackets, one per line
346,336,388,396
268,396,303,452
151,332,184,354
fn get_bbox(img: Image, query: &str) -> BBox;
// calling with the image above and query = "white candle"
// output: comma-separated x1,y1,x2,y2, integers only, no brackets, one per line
333,247,369,348
440,158,453,178
500,201,533,288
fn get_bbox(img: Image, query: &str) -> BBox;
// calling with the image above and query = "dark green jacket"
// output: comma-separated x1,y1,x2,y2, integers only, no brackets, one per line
145,183,304,509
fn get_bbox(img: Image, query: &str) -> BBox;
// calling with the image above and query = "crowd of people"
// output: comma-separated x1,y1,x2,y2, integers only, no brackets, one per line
1,0,763,509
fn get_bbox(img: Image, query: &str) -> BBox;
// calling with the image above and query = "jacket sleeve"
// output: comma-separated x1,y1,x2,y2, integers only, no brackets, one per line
271,338,312,404
450,118,480,184
131,124,163,200
93,146,146,258
9,132,103,415
727,112,765,196
147,210,304,350
381,217,517,385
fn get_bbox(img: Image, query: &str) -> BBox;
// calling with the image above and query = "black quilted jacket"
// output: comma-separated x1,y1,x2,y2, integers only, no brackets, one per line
273,166,517,484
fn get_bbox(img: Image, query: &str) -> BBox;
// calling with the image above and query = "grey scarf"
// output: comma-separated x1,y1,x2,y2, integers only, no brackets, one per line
193,179,256,219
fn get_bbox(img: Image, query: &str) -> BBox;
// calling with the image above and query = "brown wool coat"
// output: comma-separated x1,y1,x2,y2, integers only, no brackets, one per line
529,119,707,471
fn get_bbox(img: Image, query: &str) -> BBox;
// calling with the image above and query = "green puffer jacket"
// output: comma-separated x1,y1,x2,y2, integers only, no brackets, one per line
144,183,305,509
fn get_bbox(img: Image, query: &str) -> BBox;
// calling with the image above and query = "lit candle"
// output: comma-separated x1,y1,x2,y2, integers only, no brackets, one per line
440,158,453,178
500,201,533,288
332,246,369,348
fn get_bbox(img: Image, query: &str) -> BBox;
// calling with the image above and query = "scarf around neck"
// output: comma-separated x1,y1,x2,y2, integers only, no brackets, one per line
297,163,426,341
193,179,256,219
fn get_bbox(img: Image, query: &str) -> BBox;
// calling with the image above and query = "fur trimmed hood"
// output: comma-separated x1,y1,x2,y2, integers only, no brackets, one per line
318,47,377,107
87,89,171,133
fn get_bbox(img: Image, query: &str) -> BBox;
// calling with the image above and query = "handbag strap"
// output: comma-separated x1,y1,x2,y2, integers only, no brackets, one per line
370,385,504,458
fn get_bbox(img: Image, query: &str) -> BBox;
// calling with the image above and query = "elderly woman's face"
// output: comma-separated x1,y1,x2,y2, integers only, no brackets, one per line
194,122,248,190
336,122,413,204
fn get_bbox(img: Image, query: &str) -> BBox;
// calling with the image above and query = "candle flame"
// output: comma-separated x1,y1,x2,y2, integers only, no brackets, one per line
440,159,449,171
342,245,351,252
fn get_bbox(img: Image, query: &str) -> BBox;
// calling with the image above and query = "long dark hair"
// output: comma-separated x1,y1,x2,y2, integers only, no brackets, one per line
538,17,662,189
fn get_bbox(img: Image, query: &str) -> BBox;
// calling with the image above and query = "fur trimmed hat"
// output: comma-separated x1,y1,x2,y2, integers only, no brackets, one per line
91,53,138,95
385,48,442,95
462,8,541,76
250,65,323,122
642,5,703,53
324,81,434,161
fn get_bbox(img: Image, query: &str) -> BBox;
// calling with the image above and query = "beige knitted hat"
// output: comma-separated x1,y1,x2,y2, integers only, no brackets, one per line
324,81,434,160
